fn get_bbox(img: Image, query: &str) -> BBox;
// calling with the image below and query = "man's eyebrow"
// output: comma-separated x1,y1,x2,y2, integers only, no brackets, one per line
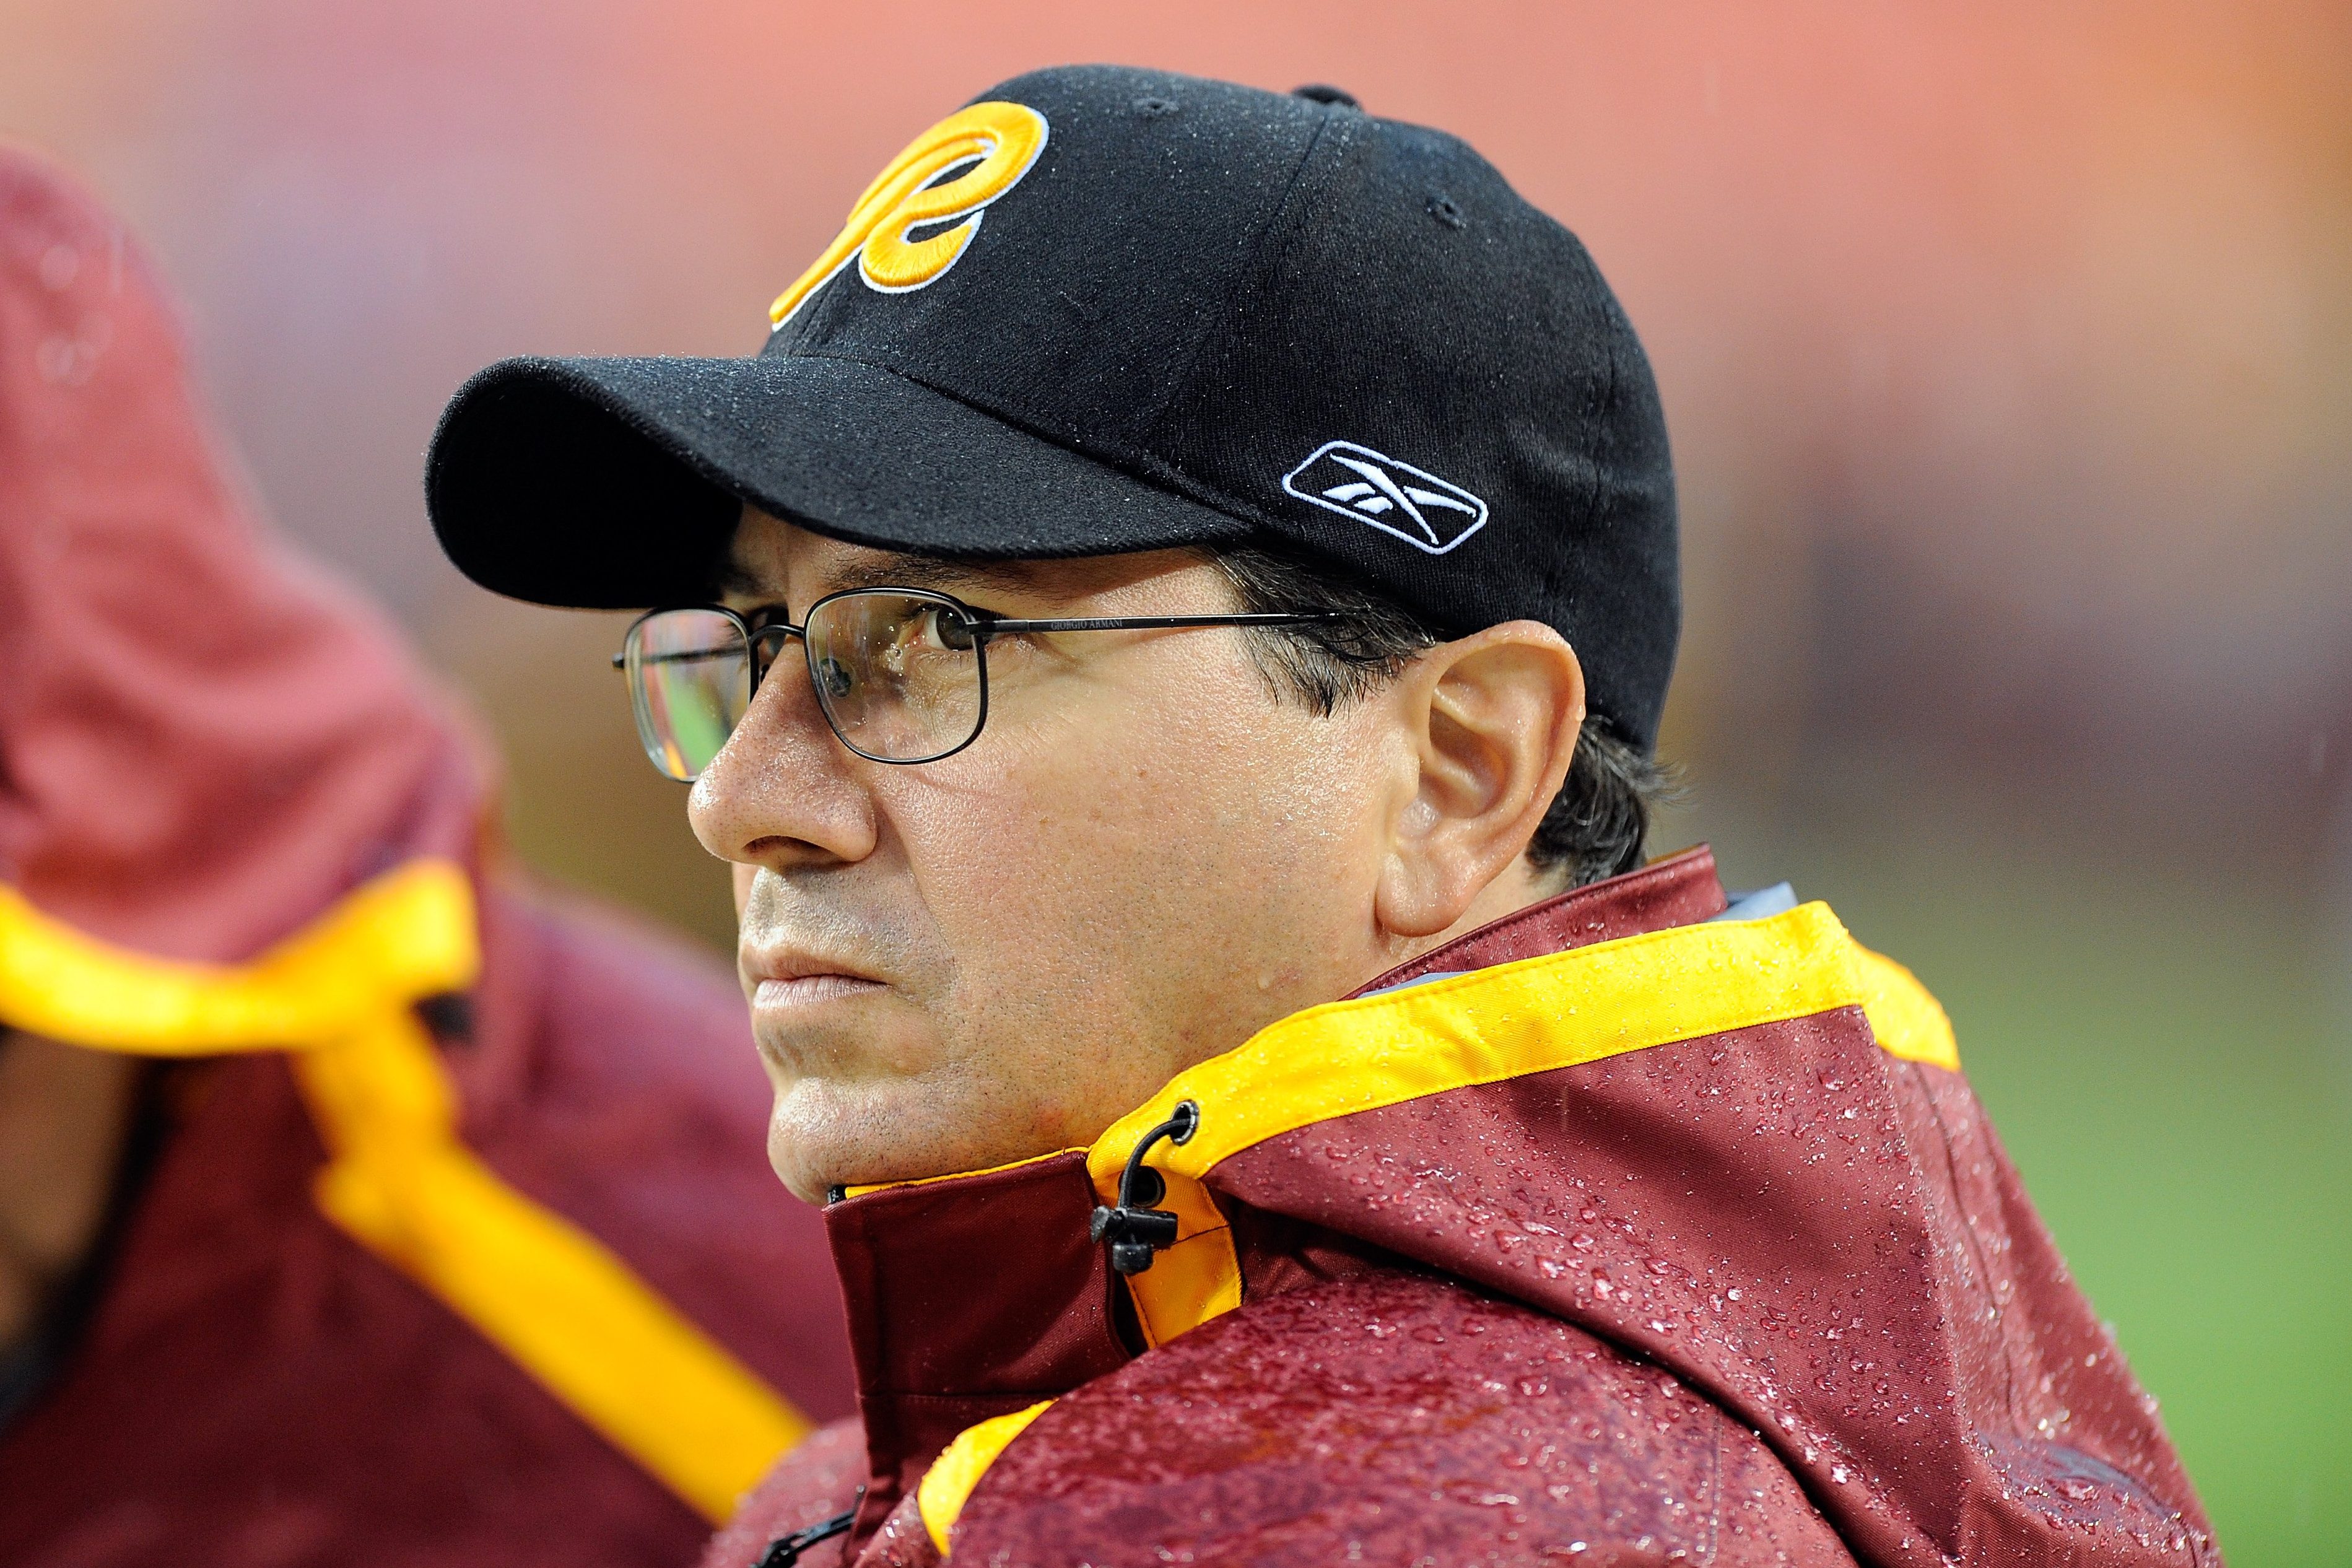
821,555,1029,598
712,544,1037,605
711,559,765,599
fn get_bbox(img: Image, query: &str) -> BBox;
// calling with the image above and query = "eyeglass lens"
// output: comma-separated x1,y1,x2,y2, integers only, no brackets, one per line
626,608,751,781
624,593,985,780
803,593,983,764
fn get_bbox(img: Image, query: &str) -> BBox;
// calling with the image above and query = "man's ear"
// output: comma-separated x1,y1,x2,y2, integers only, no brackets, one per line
1372,622,1585,939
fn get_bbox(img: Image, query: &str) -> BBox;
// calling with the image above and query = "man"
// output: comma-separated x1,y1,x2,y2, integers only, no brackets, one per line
0,150,855,1564
425,68,2219,1566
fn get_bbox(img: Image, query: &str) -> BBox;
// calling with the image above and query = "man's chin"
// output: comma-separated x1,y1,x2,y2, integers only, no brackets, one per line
764,1081,1069,1206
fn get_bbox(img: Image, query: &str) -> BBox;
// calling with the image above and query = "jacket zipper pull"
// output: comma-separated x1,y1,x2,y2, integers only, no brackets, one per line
1089,1101,1198,1276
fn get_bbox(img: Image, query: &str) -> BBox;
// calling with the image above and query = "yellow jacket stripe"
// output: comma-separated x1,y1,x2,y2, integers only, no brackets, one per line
917,1400,1054,1554
0,861,477,1052
0,862,808,1522
1087,902,1956,1349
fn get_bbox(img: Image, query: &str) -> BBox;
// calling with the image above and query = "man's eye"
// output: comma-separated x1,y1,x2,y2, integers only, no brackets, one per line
912,605,978,652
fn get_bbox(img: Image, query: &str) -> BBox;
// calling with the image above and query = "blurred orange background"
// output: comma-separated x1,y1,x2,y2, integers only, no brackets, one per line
6,4,2346,1561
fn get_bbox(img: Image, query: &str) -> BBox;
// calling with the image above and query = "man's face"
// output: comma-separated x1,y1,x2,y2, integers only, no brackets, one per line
689,511,1414,1201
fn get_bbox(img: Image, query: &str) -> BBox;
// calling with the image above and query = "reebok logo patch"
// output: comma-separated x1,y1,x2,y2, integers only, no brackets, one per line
1282,441,1489,554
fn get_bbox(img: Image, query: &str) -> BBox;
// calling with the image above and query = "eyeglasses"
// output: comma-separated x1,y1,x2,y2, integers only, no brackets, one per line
616,587,1336,778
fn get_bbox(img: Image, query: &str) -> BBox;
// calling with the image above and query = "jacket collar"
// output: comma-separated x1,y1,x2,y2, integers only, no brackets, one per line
1356,845,1728,994
821,848,1732,1531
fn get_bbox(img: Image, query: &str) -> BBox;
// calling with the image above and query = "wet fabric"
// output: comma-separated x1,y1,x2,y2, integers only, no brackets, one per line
0,148,856,1566
703,848,2218,1568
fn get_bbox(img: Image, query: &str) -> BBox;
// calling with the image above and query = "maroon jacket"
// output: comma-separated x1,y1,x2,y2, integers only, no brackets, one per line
705,848,2217,1567
0,150,854,1566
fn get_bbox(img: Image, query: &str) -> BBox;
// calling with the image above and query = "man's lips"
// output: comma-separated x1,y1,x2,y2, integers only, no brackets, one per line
742,947,890,1013
751,973,886,1009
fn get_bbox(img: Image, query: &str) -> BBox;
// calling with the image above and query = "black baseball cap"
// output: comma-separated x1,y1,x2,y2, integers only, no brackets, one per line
426,65,1679,750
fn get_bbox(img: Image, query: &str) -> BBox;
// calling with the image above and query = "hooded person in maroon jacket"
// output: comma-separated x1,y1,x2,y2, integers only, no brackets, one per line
0,150,857,1565
423,66,2220,1567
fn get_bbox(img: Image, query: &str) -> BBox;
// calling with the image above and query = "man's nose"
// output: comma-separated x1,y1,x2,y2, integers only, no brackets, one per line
687,652,877,869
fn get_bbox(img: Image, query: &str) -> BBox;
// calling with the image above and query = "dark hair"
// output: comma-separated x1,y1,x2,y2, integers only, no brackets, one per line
1208,545,1677,887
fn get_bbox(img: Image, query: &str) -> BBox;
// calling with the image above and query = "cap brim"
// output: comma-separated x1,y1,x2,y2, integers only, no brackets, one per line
426,353,1253,608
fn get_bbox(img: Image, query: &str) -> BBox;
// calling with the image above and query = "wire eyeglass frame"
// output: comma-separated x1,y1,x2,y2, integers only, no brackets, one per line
616,585,1338,777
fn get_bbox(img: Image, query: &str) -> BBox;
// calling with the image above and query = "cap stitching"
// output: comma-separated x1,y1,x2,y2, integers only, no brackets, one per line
1139,104,1349,445
1583,303,1622,533
1574,324,1625,730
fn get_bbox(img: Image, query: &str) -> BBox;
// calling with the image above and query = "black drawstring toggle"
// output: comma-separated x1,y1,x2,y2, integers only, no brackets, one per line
752,1505,856,1567
1089,1100,1199,1276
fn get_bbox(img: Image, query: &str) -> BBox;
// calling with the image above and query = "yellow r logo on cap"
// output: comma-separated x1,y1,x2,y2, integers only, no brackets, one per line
769,101,1050,331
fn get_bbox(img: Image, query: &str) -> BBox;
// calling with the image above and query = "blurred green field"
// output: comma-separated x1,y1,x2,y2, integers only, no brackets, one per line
1696,797,2350,1567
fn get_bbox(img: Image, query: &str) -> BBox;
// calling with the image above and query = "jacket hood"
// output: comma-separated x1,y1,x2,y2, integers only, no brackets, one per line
0,157,827,1522
826,848,2212,1564
0,147,481,969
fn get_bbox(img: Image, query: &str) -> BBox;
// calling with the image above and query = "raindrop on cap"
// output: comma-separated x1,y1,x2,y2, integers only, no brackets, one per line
1131,95,1178,118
